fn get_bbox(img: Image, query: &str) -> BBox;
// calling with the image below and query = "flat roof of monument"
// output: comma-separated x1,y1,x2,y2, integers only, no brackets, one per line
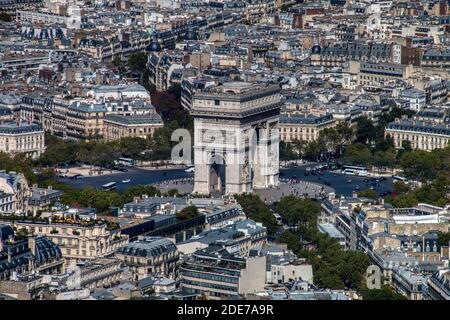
221,82,255,89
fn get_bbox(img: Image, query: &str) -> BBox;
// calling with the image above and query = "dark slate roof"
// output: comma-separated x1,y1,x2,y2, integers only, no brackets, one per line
0,107,12,116
68,101,107,113
33,236,62,264
0,122,43,134
104,114,163,125
280,113,334,125
400,88,426,98
0,225,14,241
117,237,177,258
386,120,450,136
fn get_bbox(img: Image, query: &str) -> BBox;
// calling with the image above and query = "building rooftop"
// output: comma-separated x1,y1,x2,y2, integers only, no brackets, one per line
0,121,43,134
104,114,163,125
280,113,334,125
117,236,177,258
386,120,450,136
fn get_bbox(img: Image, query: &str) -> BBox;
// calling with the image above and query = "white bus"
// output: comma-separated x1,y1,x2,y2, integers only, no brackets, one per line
341,165,368,177
115,157,135,167
102,182,117,191
392,175,409,184
273,213,283,225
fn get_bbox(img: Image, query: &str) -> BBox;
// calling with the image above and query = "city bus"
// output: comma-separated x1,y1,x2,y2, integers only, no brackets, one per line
115,157,135,167
392,175,409,184
102,182,117,191
341,165,368,177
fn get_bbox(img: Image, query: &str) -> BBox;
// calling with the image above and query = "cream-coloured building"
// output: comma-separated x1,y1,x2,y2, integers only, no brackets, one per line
0,121,45,159
115,237,179,280
66,101,107,140
103,114,163,142
386,118,450,151
348,61,414,88
14,220,129,265
279,113,336,143
0,171,30,214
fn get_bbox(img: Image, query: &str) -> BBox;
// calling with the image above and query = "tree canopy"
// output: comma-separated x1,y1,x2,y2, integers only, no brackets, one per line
234,193,278,235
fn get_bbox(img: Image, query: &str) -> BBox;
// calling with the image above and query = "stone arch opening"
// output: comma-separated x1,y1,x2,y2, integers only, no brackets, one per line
208,153,226,195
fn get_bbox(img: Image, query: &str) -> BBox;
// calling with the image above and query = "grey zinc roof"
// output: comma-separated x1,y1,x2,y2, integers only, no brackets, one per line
68,101,107,113
104,114,163,125
386,120,450,136
117,237,177,258
400,88,426,98
280,114,334,125
0,122,43,134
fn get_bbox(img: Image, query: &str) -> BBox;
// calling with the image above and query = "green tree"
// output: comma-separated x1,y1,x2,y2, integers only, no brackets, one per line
277,230,303,253
176,206,199,221
234,193,278,235
302,140,326,161
276,195,320,228
119,137,149,159
335,122,354,154
393,181,410,194
280,140,298,161
355,117,377,144
401,140,412,152
399,150,442,181
374,134,395,152
373,148,396,169
112,55,126,75
357,189,378,199
342,144,373,167
437,231,450,246
0,13,12,22
128,52,148,73
360,285,407,300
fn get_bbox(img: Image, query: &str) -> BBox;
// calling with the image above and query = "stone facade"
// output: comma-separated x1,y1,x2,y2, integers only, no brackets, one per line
0,122,45,159
14,221,129,265
190,82,281,195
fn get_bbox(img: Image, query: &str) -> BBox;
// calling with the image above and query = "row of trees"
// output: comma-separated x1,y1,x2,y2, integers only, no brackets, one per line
234,194,378,293
280,107,418,169
234,194,405,298
0,151,37,184
280,122,354,162
56,184,179,214
273,196,371,291
385,175,450,208
234,193,279,235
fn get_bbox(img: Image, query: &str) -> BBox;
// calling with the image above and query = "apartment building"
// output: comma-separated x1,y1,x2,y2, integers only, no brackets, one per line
62,258,123,291
66,101,107,140
176,219,267,257
0,171,30,214
310,41,401,67
14,220,129,265
349,61,414,87
0,231,64,280
103,114,163,142
399,88,426,112
279,113,336,143
427,269,450,300
0,121,45,159
115,237,179,280
180,246,266,299
422,49,450,68
386,118,450,151
16,10,69,25
0,52,50,74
